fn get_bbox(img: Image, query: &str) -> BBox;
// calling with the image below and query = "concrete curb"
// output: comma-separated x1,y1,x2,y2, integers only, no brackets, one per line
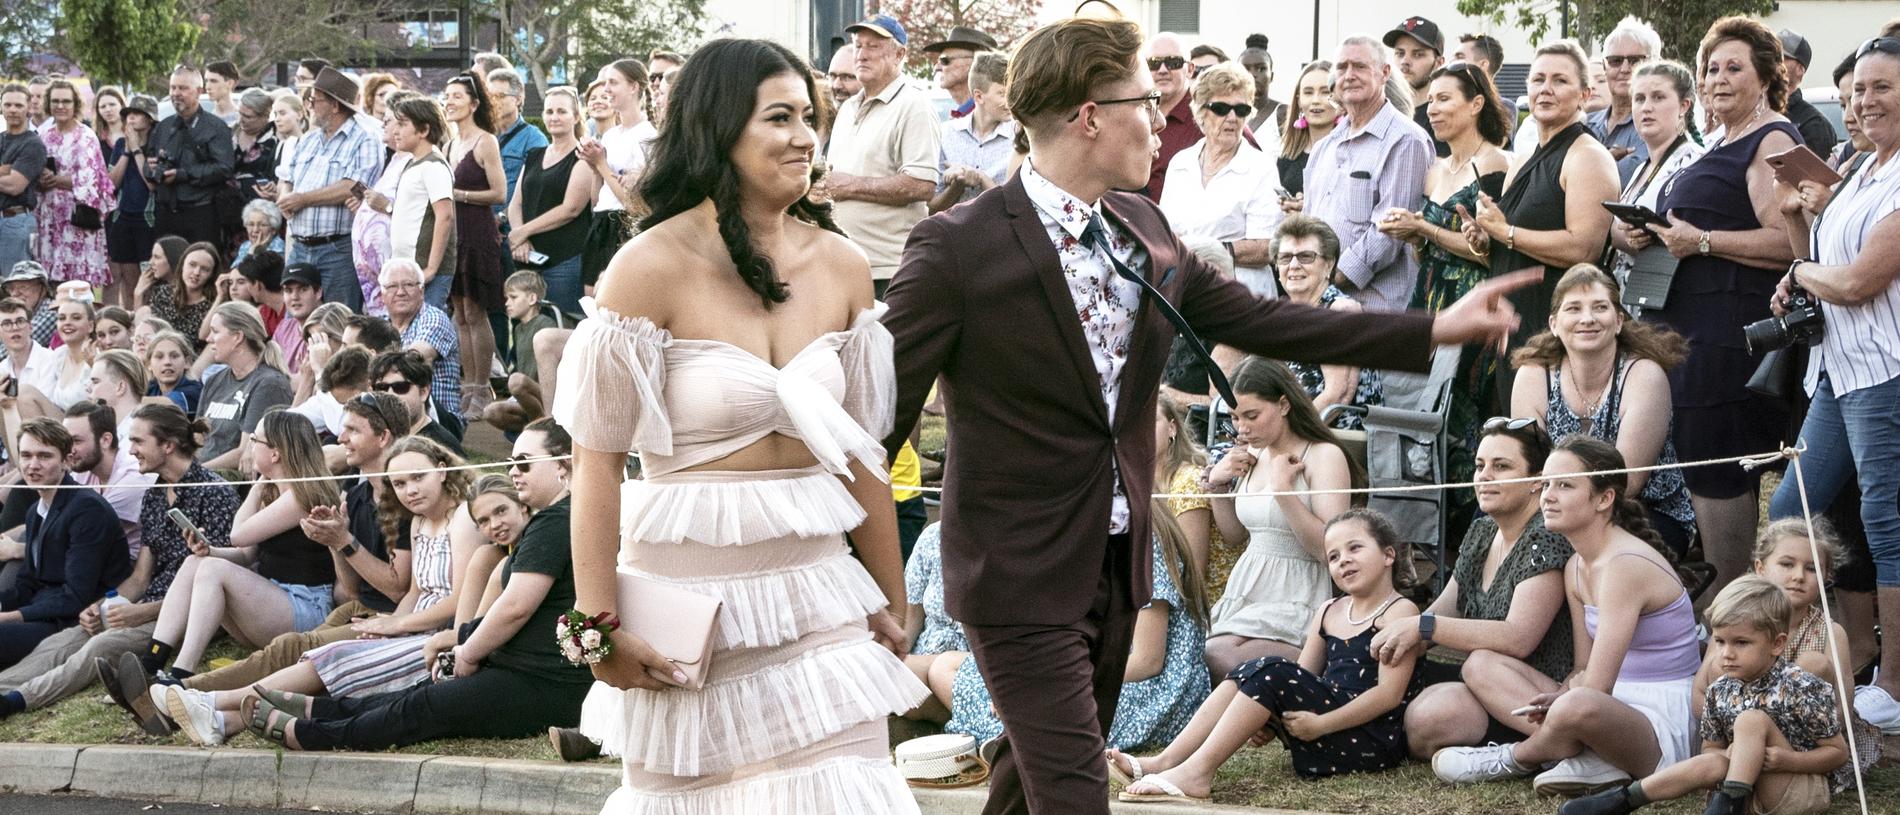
0,742,1321,814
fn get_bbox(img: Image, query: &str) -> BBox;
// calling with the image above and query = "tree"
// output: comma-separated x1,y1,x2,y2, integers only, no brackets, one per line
494,0,710,97
0,0,60,78
187,0,417,84
60,0,200,88
872,0,1041,75
1454,0,1777,61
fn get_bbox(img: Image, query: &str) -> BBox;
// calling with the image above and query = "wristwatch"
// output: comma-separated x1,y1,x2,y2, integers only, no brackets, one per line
339,541,359,558
1698,231,1712,255
1419,611,1437,644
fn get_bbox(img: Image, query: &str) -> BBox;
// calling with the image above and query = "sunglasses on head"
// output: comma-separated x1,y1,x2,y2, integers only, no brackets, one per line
1147,56,1186,72
1860,37,1900,58
1204,101,1253,119
372,380,416,395
1482,416,1539,433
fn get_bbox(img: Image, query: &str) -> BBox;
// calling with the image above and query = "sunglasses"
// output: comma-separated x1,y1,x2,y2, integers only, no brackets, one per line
1204,101,1253,119
1603,54,1645,69
937,55,973,67
1860,37,1900,58
508,454,536,472
1147,56,1187,72
372,380,416,395
1482,416,1539,432
1275,250,1322,267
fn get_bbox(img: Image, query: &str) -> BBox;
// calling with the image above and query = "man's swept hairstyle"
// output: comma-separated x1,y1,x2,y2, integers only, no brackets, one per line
1007,16,1144,133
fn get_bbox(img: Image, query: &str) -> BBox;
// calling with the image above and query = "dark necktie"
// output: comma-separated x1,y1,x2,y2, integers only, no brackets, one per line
1080,213,1238,408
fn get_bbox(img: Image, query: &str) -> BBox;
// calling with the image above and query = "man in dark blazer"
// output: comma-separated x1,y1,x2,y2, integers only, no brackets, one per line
0,418,131,670
882,15,1534,815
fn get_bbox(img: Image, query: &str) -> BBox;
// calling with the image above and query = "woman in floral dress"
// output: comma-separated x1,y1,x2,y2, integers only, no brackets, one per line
36,80,114,287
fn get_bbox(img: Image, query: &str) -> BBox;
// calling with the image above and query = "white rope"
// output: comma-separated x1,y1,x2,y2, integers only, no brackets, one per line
27,453,575,490
1743,443,1871,814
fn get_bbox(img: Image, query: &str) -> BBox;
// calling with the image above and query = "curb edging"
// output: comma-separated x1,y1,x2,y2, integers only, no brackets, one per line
1,742,1307,814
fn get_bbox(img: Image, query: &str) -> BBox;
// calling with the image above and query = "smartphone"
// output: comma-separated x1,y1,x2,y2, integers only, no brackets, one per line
349,180,367,199
1510,703,1550,717
1600,201,1668,228
167,508,202,545
524,250,550,266
1765,145,1842,188
2,377,15,398
1275,187,1294,202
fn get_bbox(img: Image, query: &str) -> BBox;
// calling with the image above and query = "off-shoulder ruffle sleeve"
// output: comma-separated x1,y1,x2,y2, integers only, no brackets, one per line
550,298,673,454
837,302,895,441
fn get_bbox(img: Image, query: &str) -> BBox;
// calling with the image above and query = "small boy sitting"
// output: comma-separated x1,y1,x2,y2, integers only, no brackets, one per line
1562,576,1846,815
483,270,562,433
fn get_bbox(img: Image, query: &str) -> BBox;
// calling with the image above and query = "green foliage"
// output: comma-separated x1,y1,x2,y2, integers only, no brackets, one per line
0,0,60,77
59,0,200,87
495,0,709,98
1455,0,1779,61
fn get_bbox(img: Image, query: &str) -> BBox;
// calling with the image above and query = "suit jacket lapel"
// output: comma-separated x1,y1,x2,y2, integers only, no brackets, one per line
1101,195,1171,432
1004,177,1111,428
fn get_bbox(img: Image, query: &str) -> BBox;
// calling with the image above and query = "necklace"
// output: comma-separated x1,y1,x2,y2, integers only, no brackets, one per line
1345,592,1402,626
1564,358,1612,421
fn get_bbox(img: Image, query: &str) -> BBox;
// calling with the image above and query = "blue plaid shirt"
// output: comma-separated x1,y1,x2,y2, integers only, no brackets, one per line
399,303,462,419
282,115,384,239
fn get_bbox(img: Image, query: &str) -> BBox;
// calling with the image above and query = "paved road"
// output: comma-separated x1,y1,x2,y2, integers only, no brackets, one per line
0,794,373,814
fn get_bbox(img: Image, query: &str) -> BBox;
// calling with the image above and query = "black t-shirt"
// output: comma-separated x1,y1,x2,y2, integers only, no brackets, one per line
482,497,590,684
0,129,48,210
255,523,335,587
345,476,409,614
519,147,590,263
418,421,465,457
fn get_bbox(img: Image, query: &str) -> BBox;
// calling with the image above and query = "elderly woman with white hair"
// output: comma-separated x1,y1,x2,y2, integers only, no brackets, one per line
1158,62,1283,298
234,199,285,267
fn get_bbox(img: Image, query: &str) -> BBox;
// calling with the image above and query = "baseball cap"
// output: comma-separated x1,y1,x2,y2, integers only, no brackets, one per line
845,14,908,46
282,262,322,290
1777,29,1813,68
1384,16,1445,54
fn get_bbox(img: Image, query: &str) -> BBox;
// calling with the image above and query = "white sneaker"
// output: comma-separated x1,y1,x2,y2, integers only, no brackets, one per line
155,685,223,746
1533,749,1630,797
1432,743,1532,784
1853,684,1900,734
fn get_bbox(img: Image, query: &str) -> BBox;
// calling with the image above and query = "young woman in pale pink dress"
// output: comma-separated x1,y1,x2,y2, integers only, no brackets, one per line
36,80,114,286
554,39,924,814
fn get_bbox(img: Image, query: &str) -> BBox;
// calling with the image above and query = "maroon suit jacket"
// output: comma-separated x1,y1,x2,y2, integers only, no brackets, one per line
883,173,1435,627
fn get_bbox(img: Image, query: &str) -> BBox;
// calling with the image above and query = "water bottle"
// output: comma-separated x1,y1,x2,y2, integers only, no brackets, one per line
99,590,129,614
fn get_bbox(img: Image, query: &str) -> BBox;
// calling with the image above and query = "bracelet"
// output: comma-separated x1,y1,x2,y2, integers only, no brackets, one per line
557,609,620,665
1506,225,1517,252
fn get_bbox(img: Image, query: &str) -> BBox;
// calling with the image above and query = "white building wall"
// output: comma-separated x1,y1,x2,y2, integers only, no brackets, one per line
699,0,812,52
1044,0,1900,99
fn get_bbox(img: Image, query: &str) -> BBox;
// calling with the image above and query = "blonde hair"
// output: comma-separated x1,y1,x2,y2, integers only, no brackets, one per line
1753,517,1847,578
1707,574,1792,638
210,301,287,372
1007,15,1144,133
1191,62,1255,108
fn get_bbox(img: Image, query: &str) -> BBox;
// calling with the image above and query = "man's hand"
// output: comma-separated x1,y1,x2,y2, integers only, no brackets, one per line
0,535,23,561
79,603,103,635
1430,268,1539,347
103,601,144,630
277,191,305,217
300,503,352,551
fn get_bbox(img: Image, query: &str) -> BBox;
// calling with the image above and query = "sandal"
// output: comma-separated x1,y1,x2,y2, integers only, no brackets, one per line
1105,748,1145,785
251,684,312,718
243,695,299,749
1117,773,1210,805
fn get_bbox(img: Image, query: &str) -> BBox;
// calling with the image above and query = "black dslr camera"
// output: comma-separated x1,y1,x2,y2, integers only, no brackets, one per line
1744,282,1825,353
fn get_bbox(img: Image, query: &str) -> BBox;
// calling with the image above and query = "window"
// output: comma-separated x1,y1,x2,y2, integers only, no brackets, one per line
1157,0,1200,34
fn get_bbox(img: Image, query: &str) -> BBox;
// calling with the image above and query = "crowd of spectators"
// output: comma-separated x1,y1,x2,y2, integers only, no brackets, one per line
0,7,1894,814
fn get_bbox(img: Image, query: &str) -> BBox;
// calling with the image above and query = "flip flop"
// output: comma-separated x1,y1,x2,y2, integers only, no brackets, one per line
1117,774,1210,805
1104,749,1144,785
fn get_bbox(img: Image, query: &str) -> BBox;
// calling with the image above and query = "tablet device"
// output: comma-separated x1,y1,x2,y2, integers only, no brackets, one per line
1766,145,1842,188
1601,201,1668,228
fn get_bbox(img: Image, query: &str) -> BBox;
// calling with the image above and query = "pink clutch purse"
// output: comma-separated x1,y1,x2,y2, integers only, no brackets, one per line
617,570,722,690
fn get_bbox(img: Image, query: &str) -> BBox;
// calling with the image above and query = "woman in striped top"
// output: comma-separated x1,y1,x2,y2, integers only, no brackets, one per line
157,437,488,746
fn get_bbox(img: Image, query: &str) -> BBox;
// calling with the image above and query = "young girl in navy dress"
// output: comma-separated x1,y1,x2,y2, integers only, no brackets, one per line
1109,509,1421,803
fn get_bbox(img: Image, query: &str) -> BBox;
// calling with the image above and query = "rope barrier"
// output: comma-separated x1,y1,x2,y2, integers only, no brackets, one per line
21,453,575,490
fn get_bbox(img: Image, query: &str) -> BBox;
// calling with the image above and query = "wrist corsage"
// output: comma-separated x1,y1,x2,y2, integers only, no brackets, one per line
557,609,620,665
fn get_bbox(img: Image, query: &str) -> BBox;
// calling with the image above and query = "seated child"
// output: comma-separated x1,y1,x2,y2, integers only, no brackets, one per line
483,271,561,434
1561,576,1847,815
1109,509,1420,804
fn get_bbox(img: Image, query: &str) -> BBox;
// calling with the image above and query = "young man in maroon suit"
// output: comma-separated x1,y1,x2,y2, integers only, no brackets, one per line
882,14,1534,814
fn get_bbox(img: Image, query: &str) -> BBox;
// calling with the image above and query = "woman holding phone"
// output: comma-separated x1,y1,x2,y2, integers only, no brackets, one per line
1607,61,1704,303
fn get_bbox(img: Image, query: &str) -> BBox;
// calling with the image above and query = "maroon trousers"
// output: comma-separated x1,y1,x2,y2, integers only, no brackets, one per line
964,534,1138,815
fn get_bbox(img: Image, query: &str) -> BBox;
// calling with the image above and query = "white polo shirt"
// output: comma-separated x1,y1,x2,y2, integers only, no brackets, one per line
828,78,942,279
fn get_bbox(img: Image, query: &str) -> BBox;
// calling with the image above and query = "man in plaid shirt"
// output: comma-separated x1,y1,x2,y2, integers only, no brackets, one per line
277,68,382,311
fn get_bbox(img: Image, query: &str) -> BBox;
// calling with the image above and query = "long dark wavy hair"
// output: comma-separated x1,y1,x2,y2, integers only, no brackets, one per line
1551,434,1672,560
1512,264,1689,370
639,38,845,309
1231,357,1367,497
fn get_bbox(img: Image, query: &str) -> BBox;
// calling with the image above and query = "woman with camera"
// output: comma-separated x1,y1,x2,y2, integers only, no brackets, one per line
1767,36,1900,732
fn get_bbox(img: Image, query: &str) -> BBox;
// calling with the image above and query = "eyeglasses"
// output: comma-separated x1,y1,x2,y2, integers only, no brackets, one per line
1859,37,1900,58
507,454,535,472
0,318,27,329
1603,54,1646,69
372,380,416,395
1275,251,1321,267
1204,101,1253,119
1482,416,1539,433
937,55,973,67
1147,56,1187,72
249,434,271,447
382,281,421,292
1066,91,1163,123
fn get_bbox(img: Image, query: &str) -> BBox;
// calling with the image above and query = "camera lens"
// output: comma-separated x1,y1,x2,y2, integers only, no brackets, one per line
1743,316,1790,354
